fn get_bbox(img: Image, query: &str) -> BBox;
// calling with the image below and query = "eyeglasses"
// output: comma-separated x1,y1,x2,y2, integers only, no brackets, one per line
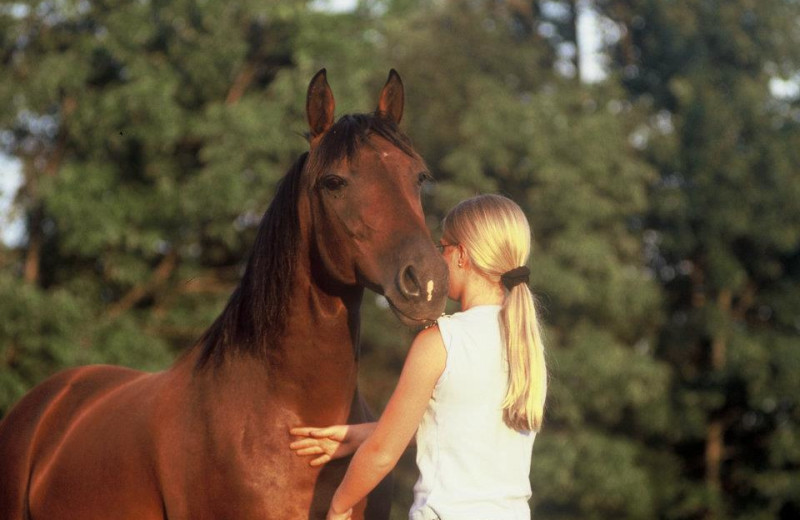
435,243,458,253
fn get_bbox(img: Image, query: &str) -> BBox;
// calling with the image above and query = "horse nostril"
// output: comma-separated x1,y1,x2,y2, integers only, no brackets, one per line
399,265,422,298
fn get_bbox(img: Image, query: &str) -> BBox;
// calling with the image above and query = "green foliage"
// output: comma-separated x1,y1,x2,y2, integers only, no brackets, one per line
594,0,800,517
534,429,676,519
0,273,84,413
1,0,799,518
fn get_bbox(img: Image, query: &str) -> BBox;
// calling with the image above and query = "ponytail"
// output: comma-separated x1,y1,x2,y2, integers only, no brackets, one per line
500,282,547,432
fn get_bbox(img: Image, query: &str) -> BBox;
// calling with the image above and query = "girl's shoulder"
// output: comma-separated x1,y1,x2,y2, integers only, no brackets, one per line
439,305,501,325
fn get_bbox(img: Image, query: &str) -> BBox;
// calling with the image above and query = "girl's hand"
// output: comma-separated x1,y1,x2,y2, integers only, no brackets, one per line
326,507,353,520
289,425,354,467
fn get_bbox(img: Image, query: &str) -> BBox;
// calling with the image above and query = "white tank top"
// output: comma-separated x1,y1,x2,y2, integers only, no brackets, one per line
409,305,535,520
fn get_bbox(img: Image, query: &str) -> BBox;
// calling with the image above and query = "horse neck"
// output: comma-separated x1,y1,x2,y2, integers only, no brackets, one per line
257,171,365,423
266,255,364,422
175,270,364,429
175,157,365,426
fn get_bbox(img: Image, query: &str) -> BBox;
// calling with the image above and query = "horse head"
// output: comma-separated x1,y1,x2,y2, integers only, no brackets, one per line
302,69,448,325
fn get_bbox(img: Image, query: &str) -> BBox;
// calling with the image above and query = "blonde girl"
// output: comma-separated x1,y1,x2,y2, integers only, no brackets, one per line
290,194,547,520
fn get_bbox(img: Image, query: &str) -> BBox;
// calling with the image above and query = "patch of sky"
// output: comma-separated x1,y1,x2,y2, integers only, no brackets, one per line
0,154,24,247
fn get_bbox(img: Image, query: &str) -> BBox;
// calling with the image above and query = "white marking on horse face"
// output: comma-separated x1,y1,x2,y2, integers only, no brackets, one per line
426,280,434,302
382,152,389,158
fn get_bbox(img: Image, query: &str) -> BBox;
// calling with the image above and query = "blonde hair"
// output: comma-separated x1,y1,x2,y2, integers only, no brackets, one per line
442,194,547,432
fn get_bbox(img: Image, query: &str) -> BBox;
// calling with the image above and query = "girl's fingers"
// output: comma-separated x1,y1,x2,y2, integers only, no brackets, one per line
295,446,323,456
290,427,321,437
289,438,318,450
311,425,346,439
310,454,331,467
310,428,332,438
292,425,348,440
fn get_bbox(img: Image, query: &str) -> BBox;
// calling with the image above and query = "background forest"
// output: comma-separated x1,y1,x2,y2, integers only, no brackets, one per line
1,0,799,518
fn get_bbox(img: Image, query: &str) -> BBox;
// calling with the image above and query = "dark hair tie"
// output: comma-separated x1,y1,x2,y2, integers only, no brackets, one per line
501,266,530,290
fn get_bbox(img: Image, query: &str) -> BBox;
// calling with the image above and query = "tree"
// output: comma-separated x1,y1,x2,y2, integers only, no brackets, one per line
593,0,800,517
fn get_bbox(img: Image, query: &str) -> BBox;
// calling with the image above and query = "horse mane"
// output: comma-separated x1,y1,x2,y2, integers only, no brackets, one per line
195,114,417,369
195,152,305,368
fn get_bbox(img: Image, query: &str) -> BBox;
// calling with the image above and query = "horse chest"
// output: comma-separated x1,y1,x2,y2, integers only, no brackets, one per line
162,445,354,520
156,402,339,519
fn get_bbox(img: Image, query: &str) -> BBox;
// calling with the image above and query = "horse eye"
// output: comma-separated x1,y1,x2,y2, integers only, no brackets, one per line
321,175,347,192
417,172,432,186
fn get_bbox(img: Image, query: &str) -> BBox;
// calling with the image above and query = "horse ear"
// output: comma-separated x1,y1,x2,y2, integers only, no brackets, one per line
376,69,404,124
307,68,335,140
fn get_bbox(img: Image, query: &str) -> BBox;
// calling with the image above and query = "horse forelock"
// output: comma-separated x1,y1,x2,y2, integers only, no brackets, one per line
306,113,419,181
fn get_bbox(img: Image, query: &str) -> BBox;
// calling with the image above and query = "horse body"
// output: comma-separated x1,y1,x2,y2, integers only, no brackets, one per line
21,367,165,519
0,70,447,519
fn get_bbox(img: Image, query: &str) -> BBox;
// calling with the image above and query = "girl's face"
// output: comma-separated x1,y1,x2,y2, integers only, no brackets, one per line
438,239,463,301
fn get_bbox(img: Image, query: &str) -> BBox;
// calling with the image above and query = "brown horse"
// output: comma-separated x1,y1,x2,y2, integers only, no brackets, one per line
0,69,448,520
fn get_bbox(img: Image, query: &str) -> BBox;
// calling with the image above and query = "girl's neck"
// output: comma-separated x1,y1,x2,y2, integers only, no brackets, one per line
459,270,504,311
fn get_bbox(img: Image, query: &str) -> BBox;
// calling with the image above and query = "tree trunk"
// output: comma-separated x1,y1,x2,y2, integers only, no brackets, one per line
23,207,42,285
106,250,179,319
705,288,732,511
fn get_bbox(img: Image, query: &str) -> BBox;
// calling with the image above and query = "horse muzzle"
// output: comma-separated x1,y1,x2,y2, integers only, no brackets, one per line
384,252,448,326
